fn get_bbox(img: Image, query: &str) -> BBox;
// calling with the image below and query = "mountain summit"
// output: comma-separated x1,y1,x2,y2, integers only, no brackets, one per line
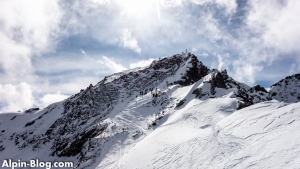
0,53,300,169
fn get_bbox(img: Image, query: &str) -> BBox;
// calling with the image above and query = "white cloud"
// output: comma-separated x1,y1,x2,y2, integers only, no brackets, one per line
220,0,300,85
1,0,299,111
40,92,69,108
130,58,156,69
232,61,263,85
0,82,34,113
81,49,88,57
192,48,197,53
0,1,77,112
160,0,183,7
90,0,111,5
0,0,63,53
122,29,141,54
32,53,120,96
0,33,33,83
289,58,300,75
97,56,128,73
197,13,222,41
156,0,161,19
216,54,224,71
191,0,211,5
199,52,209,57
246,0,300,53
217,53,231,71
0,0,63,84
210,53,230,72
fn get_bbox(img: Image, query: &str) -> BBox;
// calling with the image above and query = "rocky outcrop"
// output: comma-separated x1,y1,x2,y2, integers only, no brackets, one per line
212,71,227,89
192,88,203,98
175,99,186,108
173,53,209,86
269,73,300,103
191,69,270,109
219,69,270,109
251,85,268,93
24,108,39,114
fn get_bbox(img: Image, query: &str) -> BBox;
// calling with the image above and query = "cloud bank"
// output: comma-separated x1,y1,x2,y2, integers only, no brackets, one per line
122,29,142,54
0,83,34,112
0,0,300,112
40,92,69,108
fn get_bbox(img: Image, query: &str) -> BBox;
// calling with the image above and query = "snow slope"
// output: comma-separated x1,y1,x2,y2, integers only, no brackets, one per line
119,100,300,169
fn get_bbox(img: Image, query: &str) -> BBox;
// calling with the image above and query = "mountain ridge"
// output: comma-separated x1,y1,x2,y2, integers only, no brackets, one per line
0,52,299,169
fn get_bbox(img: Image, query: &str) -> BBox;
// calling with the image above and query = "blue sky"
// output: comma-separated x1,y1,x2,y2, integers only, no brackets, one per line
0,0,299,112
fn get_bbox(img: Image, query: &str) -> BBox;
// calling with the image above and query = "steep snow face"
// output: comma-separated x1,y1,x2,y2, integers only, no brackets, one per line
119,100,300,169
269,73,300,103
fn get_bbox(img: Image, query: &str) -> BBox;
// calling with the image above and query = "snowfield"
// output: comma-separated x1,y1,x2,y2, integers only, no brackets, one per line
104,94,300,169
217,101,300,168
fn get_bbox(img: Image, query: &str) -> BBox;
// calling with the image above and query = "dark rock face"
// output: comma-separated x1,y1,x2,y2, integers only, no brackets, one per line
24,108,39,114
192,88,203,98
175,99,186,108
213,72,227,89
174,54,209,86
210,70,227,95
191,69,270,109
235,89,270,110
0,145,5,152
251,85,268,93
152,55,183,70
235,90,255,110
55,126,104,157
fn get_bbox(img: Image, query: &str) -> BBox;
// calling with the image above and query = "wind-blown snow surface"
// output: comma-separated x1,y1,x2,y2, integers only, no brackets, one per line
103,98,300,168
0,53,299,169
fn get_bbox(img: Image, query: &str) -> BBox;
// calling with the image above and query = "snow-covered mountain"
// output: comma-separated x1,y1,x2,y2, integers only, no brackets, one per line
0,53,299,169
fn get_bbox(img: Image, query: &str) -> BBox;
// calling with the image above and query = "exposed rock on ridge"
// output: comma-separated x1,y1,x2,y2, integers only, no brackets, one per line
269,73,300,103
